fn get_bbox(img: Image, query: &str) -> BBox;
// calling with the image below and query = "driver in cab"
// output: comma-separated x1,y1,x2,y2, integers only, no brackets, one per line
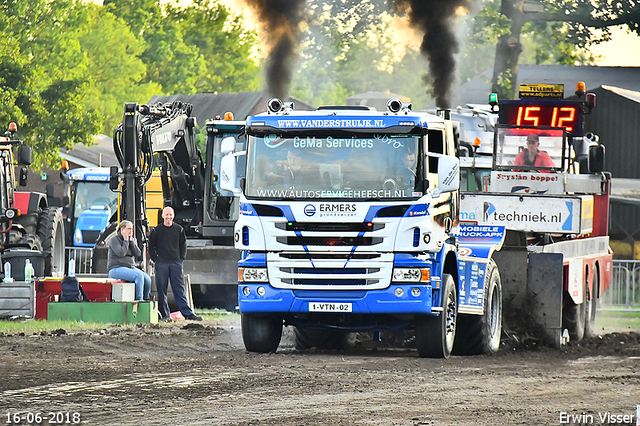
514,134,555,168
397,149,417,189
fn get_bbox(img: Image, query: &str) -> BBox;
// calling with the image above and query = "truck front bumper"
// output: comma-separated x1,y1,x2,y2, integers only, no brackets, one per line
238,283,438,315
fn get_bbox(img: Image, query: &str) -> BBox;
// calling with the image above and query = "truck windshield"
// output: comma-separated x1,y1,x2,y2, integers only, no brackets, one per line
494,126,564,171
244,134,421,199
73,181,117,219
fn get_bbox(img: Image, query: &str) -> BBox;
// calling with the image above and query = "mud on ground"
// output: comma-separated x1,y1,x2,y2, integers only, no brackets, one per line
1,317,639,426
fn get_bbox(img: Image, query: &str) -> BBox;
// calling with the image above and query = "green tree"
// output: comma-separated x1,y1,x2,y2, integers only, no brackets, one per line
489,0,640,98
166,0,260,93
106,0,260,95
0,0,100,168
105,0,205,94
78,4,159,135
291,0,435,107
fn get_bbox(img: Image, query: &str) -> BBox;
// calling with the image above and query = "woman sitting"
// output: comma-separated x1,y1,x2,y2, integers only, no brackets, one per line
107,220,151,301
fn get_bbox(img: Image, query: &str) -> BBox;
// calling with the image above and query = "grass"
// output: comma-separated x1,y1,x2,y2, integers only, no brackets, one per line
1,309,635,336
595,309,640,331
0,310,237,335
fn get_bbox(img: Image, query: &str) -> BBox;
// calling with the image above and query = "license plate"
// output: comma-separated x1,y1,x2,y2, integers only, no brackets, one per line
308,302,352,313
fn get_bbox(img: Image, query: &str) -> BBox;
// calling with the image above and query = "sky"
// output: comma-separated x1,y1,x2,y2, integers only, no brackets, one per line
590,27,640,67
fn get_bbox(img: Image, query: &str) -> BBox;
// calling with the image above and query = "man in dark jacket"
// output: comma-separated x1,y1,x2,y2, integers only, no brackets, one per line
149,207,202,321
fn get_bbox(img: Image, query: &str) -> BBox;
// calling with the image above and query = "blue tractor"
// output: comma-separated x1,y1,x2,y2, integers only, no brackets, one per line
65,168,117,248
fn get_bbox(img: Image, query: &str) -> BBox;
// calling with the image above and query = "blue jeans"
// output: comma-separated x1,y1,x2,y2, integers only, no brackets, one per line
109,267,152,301
155,261,194,319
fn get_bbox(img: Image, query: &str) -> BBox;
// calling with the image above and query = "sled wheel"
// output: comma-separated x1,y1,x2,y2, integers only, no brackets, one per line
584,268,599,339
563,275,587,342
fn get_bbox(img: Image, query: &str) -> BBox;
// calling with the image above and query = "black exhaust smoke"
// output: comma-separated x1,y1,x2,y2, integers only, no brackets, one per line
394,0,469,108
246,0,305,99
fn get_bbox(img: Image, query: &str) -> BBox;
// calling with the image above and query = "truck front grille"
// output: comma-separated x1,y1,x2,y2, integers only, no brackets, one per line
267,252,393,290
276,222,384,232
276,236,383,246
81,230,100,243
279,253,381,260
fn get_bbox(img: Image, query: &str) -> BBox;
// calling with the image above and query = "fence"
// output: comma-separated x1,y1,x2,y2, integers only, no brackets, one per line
64,247,94,275
604,260,640,310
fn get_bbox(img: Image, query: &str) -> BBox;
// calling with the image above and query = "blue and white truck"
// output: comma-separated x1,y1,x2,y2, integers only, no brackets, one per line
220,99,506,358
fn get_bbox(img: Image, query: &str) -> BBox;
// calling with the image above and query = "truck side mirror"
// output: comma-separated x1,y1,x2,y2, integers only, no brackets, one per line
220,137,236,154
17,145,32,166
220,153,238,193
434,155,459,195
109,165,119,191
19,166,28,186
589,144,605,173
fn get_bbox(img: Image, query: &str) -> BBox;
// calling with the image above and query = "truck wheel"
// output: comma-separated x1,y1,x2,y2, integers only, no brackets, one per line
241,313,283,353
454,260,502,355
584,270,599,339
294,327,355,351
37,208,65,277
562,279,587,342
415,274,457,358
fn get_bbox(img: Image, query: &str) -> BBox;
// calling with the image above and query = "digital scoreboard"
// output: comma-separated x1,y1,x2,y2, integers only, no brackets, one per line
497,83,585,136
499,101,584,136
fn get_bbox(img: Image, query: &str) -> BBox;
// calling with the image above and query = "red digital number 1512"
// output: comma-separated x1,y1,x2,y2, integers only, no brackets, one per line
516,106,576,133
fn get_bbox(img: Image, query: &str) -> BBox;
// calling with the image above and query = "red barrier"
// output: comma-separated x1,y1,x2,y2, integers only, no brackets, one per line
35,277,121,319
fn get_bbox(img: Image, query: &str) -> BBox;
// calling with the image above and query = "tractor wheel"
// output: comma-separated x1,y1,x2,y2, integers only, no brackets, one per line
294,327,356,351
241,313,283,353
21,233,43,251
454,260,503,355
415,274,457,358
37,207,65,277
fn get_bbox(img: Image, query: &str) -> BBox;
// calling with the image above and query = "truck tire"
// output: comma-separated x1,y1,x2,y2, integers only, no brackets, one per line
453,260,502,355
37,208,65,277
241,313,283,353
563,278,587,342
294,327,355,351
415,274,457,358
584,269,599,339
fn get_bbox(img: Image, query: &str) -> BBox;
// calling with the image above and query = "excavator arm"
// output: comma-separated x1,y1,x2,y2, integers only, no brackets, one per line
111,101,202,254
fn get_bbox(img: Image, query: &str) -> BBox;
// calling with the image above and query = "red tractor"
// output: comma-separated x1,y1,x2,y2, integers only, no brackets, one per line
0,123,65,278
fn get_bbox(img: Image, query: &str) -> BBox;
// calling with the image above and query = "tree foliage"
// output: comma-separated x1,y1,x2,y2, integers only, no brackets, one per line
1,0,638,169
0,0,261,169
291,0,435,108
293,0,639,107
0,0,100,169
78,4,159,136
488,0,640,98
167,0,260,93
105,0,260,95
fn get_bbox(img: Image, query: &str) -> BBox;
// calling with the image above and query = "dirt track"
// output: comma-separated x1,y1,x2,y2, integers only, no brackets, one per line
1,316,639,426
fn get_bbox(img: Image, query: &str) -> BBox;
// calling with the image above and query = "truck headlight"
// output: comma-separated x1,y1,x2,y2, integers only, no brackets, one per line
239,268,268,282
392,268,430,282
